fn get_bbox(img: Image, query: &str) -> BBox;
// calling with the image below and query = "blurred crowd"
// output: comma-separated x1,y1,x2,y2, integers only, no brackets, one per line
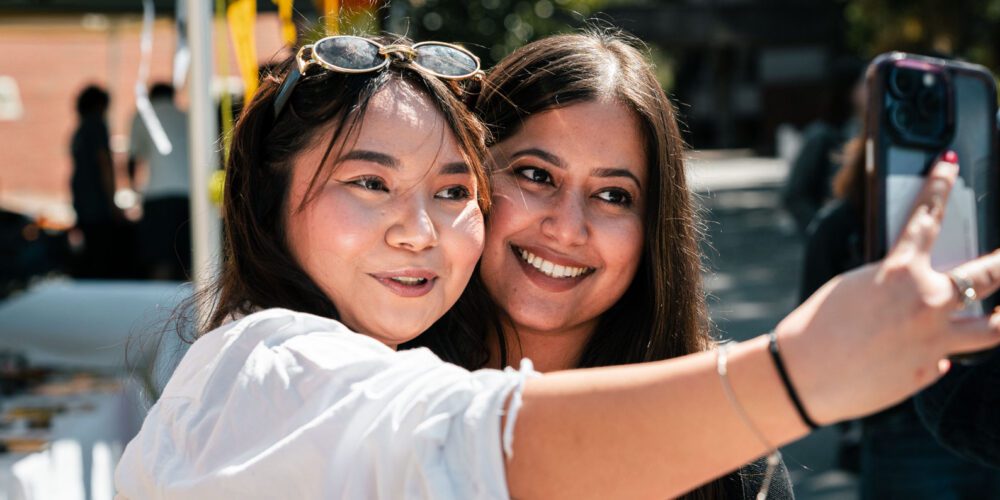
2,82,193,295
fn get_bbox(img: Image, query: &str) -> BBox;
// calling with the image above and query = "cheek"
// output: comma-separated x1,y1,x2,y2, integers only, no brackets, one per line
596,215,644,277
484,181,539,252
293,192,377,284
446,201,486,273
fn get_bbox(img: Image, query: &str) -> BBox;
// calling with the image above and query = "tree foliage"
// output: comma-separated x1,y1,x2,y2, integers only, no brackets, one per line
844,0,1000,72
396,0,608,65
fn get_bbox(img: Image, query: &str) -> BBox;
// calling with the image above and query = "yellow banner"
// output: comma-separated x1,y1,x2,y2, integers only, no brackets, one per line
273,0,296,46
227,0,258,100
322,0,339,35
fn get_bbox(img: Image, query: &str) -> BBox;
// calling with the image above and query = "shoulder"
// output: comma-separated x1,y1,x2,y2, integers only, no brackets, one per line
807,199,858,236
801,121,839,140
159,308,396,400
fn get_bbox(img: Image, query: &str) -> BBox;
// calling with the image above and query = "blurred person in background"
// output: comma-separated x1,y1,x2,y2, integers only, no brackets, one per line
781,59,865,235
70,84,122,278
800,133,1000,497
917,342,1000,472
912,108,1000,472
128,82,191,280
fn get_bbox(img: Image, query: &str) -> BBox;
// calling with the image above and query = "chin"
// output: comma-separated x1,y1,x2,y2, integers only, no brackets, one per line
369,317,435,345
507,307,572,334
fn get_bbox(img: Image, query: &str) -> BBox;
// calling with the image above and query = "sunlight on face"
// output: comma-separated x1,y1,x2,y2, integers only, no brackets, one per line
480,99,647,337
285,80,485,348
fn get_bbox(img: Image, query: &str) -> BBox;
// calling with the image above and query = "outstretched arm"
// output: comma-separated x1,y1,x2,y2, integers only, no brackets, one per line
507,159,1000,499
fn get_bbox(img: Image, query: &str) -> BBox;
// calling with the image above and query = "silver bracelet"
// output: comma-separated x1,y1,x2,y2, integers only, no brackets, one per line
716,342,781,500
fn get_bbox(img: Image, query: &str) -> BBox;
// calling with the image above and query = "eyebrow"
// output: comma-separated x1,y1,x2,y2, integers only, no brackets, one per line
337,150,467,175
510,148,565,169
439,161,470,175
509,147,642,188
592,167,642,189
336,149,400,169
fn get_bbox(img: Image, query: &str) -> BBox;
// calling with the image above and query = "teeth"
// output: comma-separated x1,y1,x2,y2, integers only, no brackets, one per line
517,248,590,279
391,277,427,285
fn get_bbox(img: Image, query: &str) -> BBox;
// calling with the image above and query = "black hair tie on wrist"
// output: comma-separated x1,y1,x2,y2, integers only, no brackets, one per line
768,331,820,430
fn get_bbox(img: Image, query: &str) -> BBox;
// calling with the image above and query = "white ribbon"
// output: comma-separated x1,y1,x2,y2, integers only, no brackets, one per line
135,0,172,156
172,0,190,89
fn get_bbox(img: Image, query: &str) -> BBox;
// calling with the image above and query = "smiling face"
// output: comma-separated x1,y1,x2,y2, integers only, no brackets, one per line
480,99,648,339
285,80,485,348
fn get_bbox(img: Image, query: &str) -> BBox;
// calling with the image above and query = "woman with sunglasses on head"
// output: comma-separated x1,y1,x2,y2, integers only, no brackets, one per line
116,35,515,498
116,33,1000,499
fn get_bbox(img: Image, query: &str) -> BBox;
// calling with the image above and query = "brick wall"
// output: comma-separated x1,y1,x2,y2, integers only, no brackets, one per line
0,13,285,224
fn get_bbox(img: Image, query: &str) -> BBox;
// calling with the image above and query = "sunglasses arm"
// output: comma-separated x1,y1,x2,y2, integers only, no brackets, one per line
273,45,317,120
272,67,300,120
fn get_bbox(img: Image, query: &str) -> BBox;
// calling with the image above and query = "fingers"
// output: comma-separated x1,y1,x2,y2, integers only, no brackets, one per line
947,249,1000,302
943,312,1000,354
889,154,959,259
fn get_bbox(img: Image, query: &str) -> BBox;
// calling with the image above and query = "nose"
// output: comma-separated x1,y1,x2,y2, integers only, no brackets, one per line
540,190,588,247
385,196,439,252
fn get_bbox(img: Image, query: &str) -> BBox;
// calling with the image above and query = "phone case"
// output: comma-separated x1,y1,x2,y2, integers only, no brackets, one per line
865,52,999,321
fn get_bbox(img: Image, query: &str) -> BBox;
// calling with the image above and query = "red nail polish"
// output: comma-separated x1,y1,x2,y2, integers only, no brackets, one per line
942,150,958,163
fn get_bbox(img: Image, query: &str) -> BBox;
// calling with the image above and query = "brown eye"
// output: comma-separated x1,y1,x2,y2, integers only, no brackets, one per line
515,167,553,185
595,189,633,207
350,176,388,192
435,185,471,200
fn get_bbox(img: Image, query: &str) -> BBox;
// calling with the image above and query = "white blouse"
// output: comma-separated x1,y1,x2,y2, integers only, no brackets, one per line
115,308,538,499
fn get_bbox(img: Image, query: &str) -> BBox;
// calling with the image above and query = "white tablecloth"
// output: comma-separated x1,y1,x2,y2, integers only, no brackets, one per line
0,280,192,372
0,280,194,499
0,386,144,500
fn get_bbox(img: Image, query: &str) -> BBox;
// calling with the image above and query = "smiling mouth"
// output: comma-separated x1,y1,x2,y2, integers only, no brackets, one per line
389,277,428,286
370,271,438,298
512,245,595,279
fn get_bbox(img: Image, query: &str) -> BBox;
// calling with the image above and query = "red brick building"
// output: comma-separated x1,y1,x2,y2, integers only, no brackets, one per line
0,13,286,226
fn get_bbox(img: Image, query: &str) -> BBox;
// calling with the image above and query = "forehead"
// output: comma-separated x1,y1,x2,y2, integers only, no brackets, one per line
499,100,648,177
349,79,463,162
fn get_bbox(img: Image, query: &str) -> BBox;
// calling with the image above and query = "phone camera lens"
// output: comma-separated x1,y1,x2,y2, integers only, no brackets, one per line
890,68,919,98
890,102,917,132
917,88,943,118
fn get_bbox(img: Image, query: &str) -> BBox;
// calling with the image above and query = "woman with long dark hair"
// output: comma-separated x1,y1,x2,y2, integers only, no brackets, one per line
414,30,791,498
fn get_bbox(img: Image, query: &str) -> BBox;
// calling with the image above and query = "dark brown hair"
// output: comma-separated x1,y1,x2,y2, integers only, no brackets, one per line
196,34,489,333
412,29,746,499
419,30,712,367
833,136,867,210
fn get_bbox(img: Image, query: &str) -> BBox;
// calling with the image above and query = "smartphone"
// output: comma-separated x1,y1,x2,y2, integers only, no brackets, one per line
864,52,999,343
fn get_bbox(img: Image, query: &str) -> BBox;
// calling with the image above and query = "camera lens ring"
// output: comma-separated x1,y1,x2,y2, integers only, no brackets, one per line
889,68,920,99
916,87,943,118
889,101,917,134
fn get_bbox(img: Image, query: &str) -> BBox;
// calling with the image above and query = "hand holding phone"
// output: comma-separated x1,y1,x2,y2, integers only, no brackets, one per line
865,53,999,324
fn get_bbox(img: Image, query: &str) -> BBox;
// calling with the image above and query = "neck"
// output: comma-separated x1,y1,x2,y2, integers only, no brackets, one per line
489,317,597,373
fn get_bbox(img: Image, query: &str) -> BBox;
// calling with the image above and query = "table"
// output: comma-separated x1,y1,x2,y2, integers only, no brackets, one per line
0,384,144,500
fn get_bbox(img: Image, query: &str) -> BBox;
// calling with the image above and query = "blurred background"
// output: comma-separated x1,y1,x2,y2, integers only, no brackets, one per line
0,1,998,499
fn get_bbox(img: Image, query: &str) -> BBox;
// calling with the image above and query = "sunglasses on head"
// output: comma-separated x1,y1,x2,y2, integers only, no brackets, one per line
273,35,484,119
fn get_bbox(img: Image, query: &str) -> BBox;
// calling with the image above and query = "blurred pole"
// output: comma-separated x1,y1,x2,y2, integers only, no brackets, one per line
186,0,221,319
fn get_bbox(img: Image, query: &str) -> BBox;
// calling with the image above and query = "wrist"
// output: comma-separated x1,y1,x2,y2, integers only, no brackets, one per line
771,318,837,426
724,335,813,444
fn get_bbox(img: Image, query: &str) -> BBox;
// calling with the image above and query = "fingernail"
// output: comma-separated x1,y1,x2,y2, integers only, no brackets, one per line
938,358,951,374
942,150,958,164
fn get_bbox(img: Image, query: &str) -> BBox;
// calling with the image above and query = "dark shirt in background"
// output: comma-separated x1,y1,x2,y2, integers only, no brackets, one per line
802,199,1000,498
71,114,114,225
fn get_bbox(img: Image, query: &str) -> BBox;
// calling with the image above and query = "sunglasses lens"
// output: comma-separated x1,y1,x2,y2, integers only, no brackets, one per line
415,43,479,78
314,36,383,71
